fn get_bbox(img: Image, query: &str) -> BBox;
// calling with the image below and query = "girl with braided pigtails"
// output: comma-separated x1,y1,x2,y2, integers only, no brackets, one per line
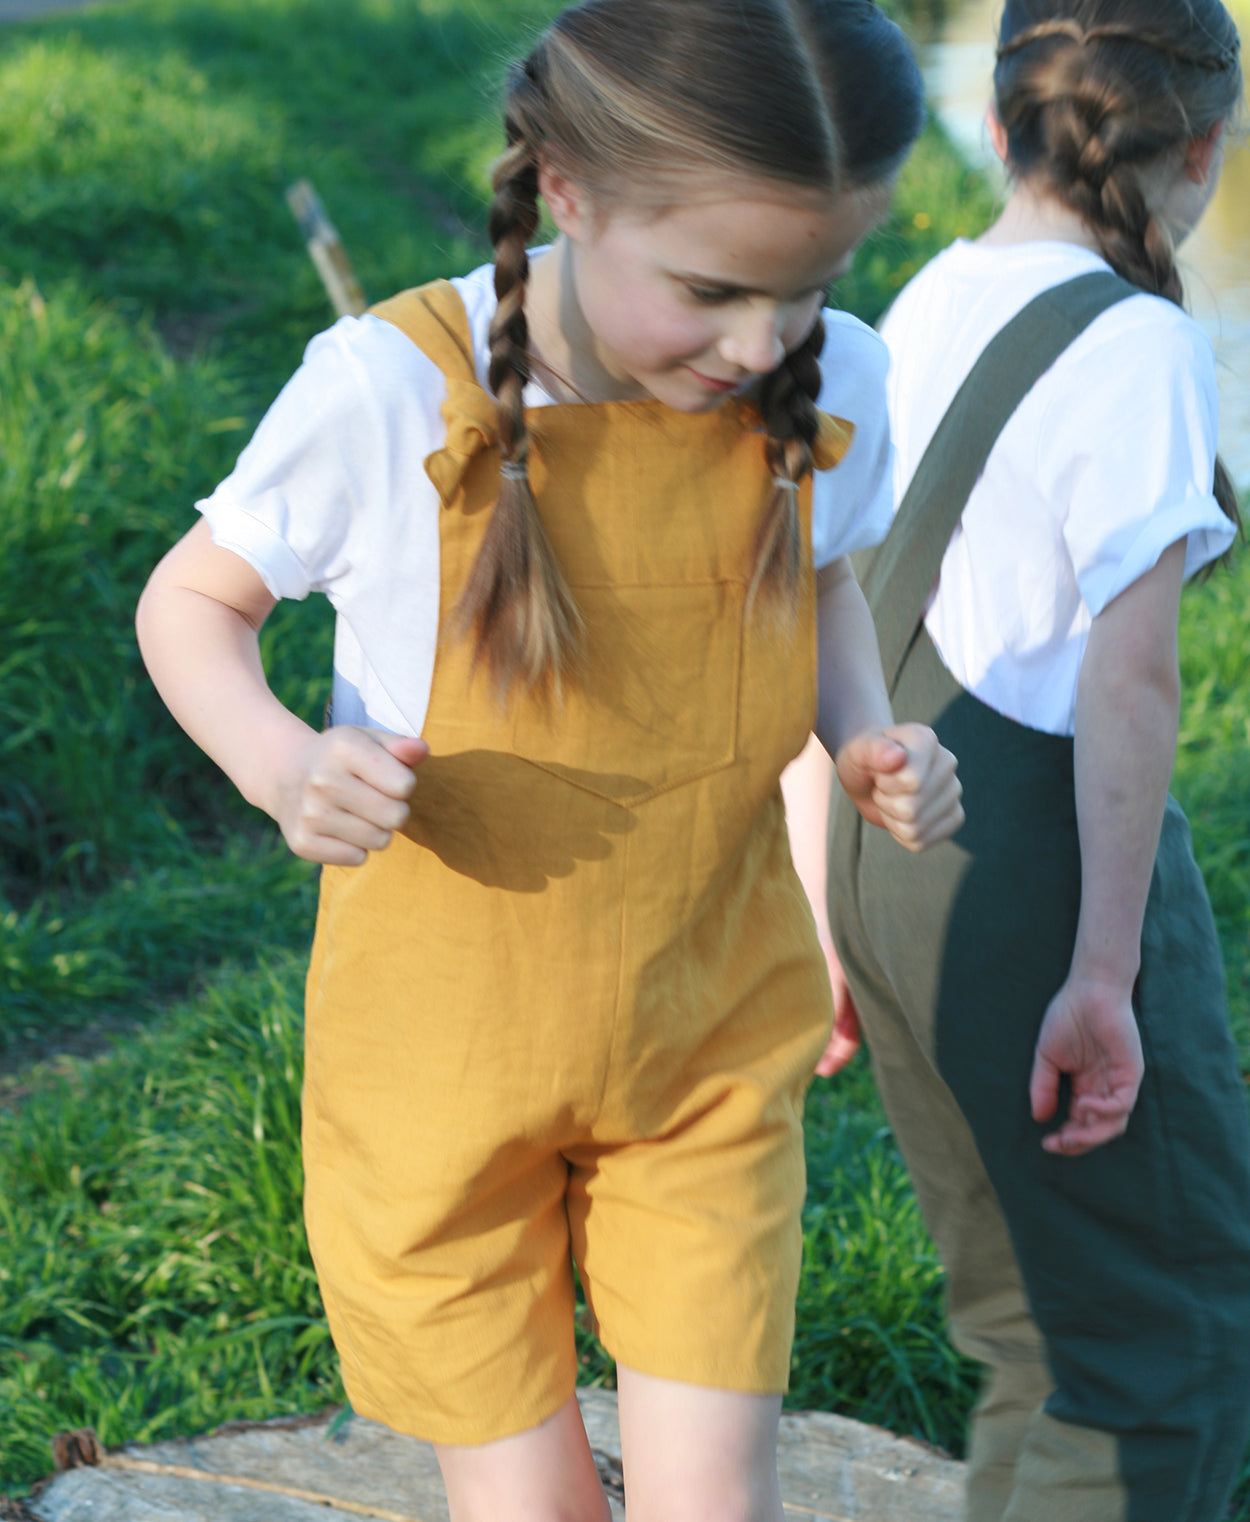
135,3,960,1517
816,1,1250,1518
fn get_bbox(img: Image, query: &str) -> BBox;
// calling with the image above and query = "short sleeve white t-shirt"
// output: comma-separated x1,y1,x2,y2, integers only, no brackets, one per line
198,260,895,736
880,239,1235,736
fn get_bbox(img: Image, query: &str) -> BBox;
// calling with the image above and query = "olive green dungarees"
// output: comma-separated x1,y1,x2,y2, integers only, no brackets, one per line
830,273,1250,1522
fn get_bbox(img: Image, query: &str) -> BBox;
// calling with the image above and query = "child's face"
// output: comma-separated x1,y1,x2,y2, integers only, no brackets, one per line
541,174,886,412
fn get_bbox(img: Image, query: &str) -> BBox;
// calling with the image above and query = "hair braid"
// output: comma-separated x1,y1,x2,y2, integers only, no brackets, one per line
1029,78,1185,302
995,2,1243,537
751,316,826,616
451,66,584,700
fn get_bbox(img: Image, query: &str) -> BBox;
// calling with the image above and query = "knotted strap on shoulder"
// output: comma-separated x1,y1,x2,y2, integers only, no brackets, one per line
371,279,502,508
813,411,855,472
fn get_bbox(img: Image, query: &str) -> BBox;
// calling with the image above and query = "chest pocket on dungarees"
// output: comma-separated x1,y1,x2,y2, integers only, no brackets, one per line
510,578,745,809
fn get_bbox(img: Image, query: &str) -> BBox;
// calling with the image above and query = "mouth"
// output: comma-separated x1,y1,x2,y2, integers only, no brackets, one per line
686,367,742,394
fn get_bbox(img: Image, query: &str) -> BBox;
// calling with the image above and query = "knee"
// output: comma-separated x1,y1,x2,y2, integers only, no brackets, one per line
436,1393,613,1522
615,1369,786,1522
444,1472,612,1522
621,1475,784,1522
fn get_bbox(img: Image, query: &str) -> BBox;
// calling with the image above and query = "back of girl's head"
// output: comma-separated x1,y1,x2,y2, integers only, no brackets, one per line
466,0,924,697
994,0,1241,299
993,0,1243,532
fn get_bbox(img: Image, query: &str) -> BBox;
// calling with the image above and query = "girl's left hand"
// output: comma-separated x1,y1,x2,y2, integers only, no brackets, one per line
834,723,963,851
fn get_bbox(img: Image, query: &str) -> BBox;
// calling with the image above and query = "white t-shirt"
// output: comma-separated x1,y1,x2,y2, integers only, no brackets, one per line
199,260,895,737
880,239,1236,736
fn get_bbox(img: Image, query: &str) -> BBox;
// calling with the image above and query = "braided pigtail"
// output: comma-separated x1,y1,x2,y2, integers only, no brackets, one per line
451,62,584,700
994,5,1243,537
750,316,826,618
999,36,1186,298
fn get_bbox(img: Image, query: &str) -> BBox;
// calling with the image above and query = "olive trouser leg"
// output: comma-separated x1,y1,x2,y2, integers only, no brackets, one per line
833,916,1053,1522
830,634,1250,1522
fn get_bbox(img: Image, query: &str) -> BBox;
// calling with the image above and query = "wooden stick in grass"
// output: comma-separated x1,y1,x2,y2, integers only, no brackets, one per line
286,178,367,318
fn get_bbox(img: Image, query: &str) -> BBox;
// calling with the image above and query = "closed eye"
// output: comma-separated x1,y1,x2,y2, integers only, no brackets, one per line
683,280,833,308
685,283,741,305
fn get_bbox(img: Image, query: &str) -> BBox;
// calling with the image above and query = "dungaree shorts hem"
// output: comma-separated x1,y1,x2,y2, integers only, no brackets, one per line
597,1339,793,1398
340,1373,580,1450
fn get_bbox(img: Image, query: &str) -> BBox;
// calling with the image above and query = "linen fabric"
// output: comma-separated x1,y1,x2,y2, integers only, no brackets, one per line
301,280,852,1445
880,239,1236,735
197,259,892,738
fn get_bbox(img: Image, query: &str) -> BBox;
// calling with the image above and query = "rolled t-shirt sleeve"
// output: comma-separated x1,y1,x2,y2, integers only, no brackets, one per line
1047,310,1236,617
810,311,894,568
196,315,446,603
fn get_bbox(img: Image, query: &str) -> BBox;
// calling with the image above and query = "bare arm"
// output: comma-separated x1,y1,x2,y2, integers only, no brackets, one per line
814,556,963,852
813,556,895,754
779,734,836,942
1030,538,1187,1154
136,518,425,864
780,737,863,1074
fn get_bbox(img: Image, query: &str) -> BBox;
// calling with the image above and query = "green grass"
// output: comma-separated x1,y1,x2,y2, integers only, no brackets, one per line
0,0,1247,1509
1176,550,1250,1519
0,958,338,1481
1175,550,1250,1056
0,0,547,1044
793,1064,979,1446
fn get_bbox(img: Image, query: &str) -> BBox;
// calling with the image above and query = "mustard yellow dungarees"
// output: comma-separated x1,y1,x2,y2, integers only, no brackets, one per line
302,281,850,1446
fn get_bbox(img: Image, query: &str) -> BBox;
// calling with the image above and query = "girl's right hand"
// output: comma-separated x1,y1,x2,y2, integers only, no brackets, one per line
273,728,429,865
135,521,427,866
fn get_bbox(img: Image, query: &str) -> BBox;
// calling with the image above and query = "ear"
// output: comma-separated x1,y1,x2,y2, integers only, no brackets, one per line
537,156,592,240
1183,118,1225,184
985,103,1010,165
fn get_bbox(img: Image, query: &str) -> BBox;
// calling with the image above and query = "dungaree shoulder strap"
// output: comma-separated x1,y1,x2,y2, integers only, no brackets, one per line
861,269,1138,694
369,279,479,383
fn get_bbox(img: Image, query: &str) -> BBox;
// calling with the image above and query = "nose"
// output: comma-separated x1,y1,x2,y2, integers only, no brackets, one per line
717,302,788,376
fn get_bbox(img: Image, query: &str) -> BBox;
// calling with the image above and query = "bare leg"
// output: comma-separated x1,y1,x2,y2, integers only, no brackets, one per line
434,1393,612,1522
616,1365,785,1522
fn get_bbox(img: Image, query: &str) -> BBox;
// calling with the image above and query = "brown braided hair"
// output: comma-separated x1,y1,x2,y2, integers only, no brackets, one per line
450,99,585,699
993,0,1243,536
457,0,923,697
750,316,828,614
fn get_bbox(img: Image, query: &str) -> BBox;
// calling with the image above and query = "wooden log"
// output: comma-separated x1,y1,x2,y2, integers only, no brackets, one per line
30,1392,964,1521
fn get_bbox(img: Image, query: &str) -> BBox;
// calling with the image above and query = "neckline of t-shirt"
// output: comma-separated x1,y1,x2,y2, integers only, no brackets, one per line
943,237,1113,274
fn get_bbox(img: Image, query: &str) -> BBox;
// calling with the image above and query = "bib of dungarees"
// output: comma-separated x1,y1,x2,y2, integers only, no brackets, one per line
301,279,852,1444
